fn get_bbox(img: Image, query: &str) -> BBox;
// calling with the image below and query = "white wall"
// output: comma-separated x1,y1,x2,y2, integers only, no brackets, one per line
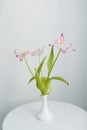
0,0,87,129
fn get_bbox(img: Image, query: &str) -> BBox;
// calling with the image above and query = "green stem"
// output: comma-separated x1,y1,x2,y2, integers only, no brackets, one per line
24,57,34,77
48,50,61,78
38,55,40,65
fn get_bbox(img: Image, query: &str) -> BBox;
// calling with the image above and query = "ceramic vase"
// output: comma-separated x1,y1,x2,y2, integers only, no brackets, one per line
37,95,52,121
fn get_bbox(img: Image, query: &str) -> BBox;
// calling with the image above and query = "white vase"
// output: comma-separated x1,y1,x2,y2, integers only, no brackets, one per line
36,95,52,121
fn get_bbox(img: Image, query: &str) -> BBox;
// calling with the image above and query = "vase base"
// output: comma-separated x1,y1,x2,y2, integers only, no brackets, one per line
36,112,52,121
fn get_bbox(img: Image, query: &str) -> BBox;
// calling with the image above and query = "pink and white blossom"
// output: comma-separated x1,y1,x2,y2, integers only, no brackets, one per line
29,46,46,57
59,43,76,53
48,33,64,47
48,33,76,53
14,49,30,61
14,46,46,61
58,33,65,46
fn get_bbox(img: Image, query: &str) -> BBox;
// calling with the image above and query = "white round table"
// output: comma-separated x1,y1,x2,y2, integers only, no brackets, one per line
2,101,87,130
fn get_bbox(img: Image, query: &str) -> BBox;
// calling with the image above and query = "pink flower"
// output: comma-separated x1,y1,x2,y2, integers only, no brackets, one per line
14,47,46,61
29,46,46,57
48,33,76,53
37,47,46,56
48,33,65,47
29,50,37,56
58,33,65,46
59,43,76,54
48,39,58,46
14,49,30,61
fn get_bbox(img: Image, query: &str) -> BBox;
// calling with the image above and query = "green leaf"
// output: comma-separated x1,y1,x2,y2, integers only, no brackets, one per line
36,56,46,76
35,74,45,95
28,76,35,84
35,75,52,95
50,76,69,86
47,46,54,75
35,73,41,89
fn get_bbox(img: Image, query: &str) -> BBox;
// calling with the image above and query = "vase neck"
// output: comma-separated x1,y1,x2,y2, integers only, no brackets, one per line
42,95,48,102
41,95,48,110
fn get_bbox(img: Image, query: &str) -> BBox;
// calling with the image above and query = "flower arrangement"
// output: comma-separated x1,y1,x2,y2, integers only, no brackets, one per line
14,33,75,95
